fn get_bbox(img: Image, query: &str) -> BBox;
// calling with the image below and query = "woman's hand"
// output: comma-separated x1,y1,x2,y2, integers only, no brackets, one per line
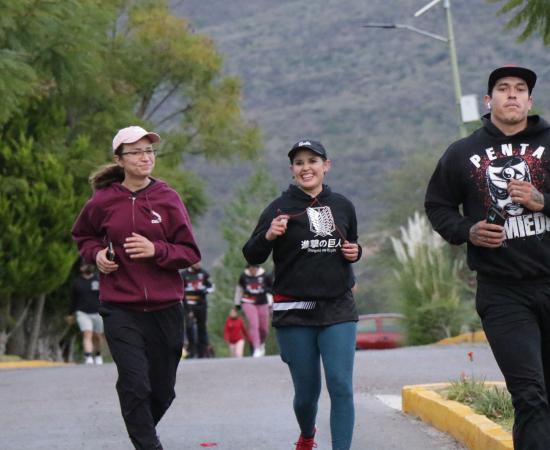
265,215,290,241
124,232,155,258
341,240,359,262
96,248,119,274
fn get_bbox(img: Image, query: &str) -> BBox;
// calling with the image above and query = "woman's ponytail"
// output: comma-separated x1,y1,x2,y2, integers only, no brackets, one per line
89,164,124,190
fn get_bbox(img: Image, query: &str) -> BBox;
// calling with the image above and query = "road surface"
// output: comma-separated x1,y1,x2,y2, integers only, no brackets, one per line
0,343,503,449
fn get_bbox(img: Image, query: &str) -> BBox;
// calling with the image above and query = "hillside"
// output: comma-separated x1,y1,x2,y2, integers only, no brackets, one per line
172,0,550,262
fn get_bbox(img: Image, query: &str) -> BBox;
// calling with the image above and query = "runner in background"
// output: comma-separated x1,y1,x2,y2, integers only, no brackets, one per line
234,264,273,357
66,261,104,365
223,307,249,358
180,262,214,358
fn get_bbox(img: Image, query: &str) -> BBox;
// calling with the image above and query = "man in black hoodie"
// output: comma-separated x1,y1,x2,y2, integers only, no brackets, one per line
425,65,550,449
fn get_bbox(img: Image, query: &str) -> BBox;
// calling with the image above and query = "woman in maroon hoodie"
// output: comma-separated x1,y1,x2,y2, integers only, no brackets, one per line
72,126,201,450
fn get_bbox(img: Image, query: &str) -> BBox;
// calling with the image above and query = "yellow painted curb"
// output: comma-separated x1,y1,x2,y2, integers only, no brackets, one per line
402,383,513,450
0,360,69,369
437,331,487,345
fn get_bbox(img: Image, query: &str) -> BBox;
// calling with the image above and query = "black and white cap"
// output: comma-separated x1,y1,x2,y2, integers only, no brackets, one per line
487,65,537,95
288,139,328,161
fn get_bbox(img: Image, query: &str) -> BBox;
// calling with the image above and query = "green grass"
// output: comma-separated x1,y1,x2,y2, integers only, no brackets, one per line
0,354,22,363
443,376,514,432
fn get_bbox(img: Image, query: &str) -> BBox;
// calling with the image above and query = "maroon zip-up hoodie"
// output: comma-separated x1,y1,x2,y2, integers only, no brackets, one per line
72,180,201,305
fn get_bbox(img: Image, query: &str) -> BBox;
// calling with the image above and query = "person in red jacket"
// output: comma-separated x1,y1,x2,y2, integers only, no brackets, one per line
72,125,201,450
223,307,249,358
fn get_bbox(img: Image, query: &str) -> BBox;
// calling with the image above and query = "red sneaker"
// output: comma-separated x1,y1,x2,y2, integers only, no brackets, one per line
295,430,317,449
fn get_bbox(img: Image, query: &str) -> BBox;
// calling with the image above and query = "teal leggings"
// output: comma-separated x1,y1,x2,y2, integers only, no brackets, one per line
276,322,356,450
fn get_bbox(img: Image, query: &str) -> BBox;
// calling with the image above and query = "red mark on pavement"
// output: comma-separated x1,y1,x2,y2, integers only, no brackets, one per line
200,443,218,447
467,351,474,362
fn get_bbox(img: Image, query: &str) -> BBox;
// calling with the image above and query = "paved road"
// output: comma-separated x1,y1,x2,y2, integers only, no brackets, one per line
0,343,503,450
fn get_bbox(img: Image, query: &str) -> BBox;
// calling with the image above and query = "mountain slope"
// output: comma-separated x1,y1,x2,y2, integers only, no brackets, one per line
173,0,550,261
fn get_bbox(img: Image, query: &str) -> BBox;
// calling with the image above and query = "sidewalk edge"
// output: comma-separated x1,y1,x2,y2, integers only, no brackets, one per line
402,383,513,450
0,360,70,369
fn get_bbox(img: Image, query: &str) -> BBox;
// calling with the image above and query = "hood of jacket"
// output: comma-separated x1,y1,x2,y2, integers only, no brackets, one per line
280,184,332,206
95,178,168,204
481,114,550,141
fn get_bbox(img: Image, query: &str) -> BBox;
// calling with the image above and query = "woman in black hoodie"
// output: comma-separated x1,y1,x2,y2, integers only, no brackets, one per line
243,140,362,450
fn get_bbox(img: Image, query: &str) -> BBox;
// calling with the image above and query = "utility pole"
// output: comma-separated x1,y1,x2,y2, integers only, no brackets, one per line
364,0,472,138
443,0,467,138
415,0,467,138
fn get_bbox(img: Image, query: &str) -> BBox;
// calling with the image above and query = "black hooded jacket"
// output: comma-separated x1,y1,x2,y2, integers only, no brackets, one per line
243,184,361,300
425,114,550,281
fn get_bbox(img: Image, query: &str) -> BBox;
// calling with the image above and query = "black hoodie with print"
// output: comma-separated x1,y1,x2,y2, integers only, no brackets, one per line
425,114,550,281
243,184,361,300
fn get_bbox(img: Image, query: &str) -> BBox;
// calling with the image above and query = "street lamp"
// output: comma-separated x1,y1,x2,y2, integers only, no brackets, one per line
363,0,470,138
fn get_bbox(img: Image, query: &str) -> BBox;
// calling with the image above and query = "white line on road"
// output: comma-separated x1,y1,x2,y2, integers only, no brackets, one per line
375,394,402,411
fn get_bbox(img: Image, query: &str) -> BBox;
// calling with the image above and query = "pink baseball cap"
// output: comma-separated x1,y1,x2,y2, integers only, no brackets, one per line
112,126,161,152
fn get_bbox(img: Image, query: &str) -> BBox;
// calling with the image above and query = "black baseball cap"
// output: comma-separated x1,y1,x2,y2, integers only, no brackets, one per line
288,139,327,162
487,65,537,95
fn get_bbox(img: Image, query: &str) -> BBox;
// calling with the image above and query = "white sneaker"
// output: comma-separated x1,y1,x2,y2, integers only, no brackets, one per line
94,355,103,365
259,343,266,357
85,355,94,365
252,348,262,358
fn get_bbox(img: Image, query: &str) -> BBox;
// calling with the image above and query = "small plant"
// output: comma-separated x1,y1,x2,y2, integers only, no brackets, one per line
446,373,487,404
446,377,514,431
476,386,514,431
444,352,514,431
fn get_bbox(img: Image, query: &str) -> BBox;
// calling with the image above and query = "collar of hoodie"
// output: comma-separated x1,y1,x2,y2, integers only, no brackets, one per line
285,183,332,202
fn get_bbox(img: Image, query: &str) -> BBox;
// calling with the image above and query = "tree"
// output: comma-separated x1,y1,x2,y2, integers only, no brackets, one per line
0,0,260,358
1,0,260,210
0,137,76,355
207,167,277,356
489,0,550,44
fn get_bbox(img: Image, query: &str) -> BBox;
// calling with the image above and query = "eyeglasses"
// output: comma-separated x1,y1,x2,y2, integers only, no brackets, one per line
120,149,157,158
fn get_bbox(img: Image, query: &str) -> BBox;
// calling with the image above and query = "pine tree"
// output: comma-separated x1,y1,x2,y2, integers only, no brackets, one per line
0,138,76,355
489,0,550,44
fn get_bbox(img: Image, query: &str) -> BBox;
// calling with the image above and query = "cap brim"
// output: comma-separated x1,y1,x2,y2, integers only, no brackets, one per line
288,146,326,160
143,132,161,144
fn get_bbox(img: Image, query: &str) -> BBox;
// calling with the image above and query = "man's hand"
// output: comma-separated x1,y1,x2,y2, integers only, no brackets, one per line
341,240,359,262
469,220,505,248
96,247,119,274
265,215,290,241
508,179,544,212
124,232,155,259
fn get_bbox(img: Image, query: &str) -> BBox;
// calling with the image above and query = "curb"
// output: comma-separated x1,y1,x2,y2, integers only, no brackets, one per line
0,360,70,369
436,331,487,346
402,383,512,450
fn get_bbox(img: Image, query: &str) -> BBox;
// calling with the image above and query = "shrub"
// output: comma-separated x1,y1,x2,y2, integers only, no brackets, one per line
390,212,474,344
